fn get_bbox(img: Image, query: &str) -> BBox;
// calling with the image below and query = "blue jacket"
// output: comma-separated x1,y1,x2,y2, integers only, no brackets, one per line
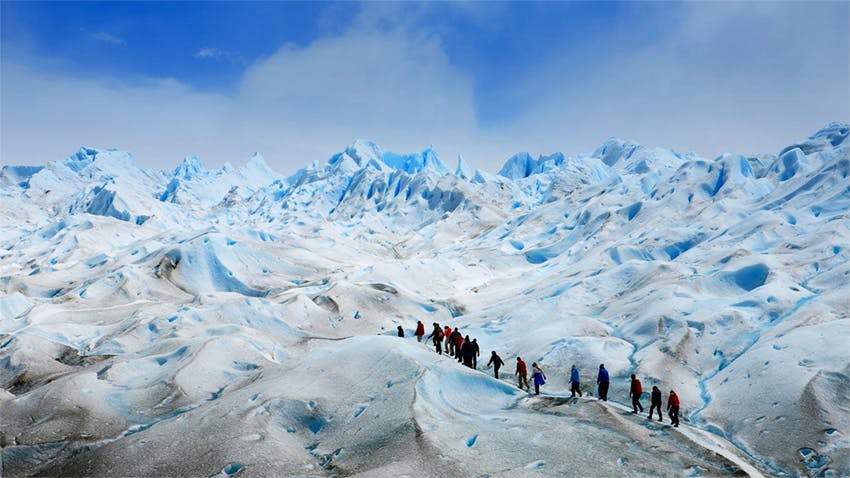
570,368,580,383
533,371,546,386
597,368,609,383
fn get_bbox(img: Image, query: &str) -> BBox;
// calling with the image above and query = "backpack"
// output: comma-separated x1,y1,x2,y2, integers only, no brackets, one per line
436,329,444,340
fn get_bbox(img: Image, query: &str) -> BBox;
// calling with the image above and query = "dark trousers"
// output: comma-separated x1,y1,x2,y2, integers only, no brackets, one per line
669,406,679,427
435,341,442,355
473,356,477,369
632,395,644,413
649,403,662,421
518,373,529,390
570,382,582,397
494,366,500,379
598,382,609,401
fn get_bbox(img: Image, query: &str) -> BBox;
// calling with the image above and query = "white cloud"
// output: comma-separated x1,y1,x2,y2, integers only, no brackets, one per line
227,27,479,167
1,23,483,173
80,28,125,45
491,2,849,159
2,3,847,175
195,47,224,59
195,47,245,64
0,63,231,168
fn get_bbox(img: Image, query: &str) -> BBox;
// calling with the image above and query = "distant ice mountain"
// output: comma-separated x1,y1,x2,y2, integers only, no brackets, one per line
0,123,848,477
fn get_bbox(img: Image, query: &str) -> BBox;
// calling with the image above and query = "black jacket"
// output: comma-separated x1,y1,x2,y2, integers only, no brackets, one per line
488,354,504,368
651,389,662,406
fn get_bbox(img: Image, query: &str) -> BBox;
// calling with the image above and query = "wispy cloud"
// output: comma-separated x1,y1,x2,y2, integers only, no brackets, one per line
195,47,224,59
194,47,245,65
80,28,125,45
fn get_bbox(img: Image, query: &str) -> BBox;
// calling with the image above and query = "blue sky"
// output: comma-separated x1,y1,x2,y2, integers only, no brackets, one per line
2,1,847,173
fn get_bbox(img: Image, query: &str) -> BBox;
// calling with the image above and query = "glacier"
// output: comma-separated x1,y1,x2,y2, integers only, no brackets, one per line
0,122,848,477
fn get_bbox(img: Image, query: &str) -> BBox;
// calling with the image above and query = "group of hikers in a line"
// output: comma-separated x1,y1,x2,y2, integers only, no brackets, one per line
401,321,482,368
404,320,682,427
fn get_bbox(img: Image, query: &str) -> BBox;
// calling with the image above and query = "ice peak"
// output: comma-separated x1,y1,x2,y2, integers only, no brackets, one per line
329,141,450,175
534,152,567,174
240,152,282,184
343,140,384,166
381,147,450,175
63,147,100,172
498,152,537,179
244,152,271,171
807,121,849,148
594,138,641,167
71,146,100,159
455,154,472,179
173,155,206,180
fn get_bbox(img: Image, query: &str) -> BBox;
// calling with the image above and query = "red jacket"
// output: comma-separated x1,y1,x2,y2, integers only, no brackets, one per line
516,359,527,375
668,392,680,408
444,326,452,338
455,333,463,347
630,378,643,396
415,323,425,336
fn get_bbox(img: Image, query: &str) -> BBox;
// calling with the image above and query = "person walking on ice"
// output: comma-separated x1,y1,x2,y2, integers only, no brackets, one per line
597,364,610,401
427,323,443,355
461,336,474,368
472,338,480,369
415,320,425,342
397,325,404,337
488,351,504,379
449,327,461,358
454,332,464,363
516,357,529,391
630,374,644,414
667,390,680,427
531,362,546,395
569,365,582,397
648,385,663,421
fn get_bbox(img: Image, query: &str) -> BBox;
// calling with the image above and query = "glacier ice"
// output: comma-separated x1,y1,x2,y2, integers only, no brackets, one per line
0,124,848,477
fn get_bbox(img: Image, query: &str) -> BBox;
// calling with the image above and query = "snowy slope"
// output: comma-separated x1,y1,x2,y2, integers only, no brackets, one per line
0,123,848,477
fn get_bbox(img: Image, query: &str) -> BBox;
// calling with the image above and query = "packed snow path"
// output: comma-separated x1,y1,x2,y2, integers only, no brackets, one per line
1,123,848,476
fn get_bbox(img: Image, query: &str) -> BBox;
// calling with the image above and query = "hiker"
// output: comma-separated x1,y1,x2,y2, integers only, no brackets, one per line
488,351,504,379
516,357,529,390
667,390,680,427
462,336,476,368
569,365,582,397
454,331,464,363
531,362,546,395
648,386,663,421
415,321,425,342
397,325,404,337
427,323,443,355
449,327,461,357
444,325,453,355
597,364,610,401
630,374,644,414
472,338,480,369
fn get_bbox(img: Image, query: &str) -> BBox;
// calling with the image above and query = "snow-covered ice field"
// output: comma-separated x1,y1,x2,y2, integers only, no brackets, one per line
1,123,848,477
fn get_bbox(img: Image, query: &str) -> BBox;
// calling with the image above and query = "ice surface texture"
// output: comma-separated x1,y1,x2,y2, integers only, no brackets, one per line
0,123,847,477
